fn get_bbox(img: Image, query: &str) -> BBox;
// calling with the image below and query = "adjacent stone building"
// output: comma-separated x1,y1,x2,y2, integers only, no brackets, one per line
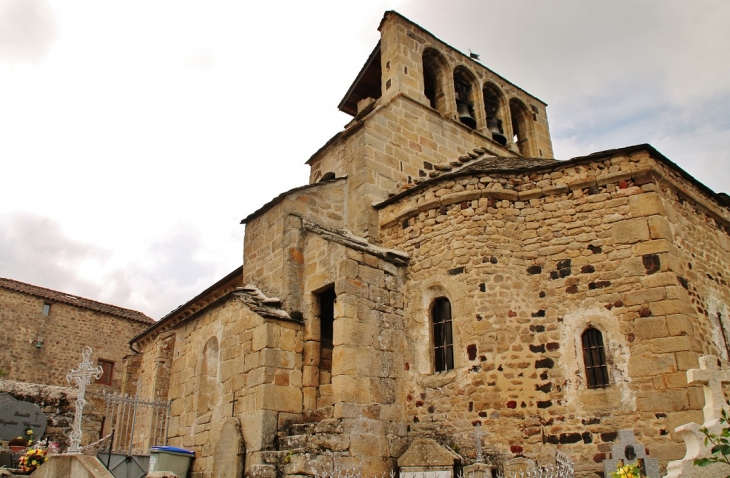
128,11,730,477
0,277,153,390
0,277,154,448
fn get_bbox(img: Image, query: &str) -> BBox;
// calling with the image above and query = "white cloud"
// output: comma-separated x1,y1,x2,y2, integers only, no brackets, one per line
0,0,57,62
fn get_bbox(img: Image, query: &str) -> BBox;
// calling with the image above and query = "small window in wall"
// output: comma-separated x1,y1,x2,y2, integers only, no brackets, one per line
432,297,454,373
42,303,51,316
96,359,114,385
582,328,609,388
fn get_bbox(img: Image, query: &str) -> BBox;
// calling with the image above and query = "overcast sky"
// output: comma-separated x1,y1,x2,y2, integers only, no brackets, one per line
1,0,728,320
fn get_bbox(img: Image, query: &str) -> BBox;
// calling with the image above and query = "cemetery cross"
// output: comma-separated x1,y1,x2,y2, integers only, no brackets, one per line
66,346,103,454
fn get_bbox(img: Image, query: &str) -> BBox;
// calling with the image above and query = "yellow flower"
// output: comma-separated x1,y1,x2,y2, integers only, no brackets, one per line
31,460,37,465
26,429,33,435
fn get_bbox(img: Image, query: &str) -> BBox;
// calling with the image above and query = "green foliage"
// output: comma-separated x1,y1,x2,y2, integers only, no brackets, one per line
609,461,643,478
694,406,730,476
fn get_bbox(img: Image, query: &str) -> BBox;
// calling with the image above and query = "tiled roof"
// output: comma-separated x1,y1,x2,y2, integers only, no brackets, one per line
130,266,243,345
0,277,154,325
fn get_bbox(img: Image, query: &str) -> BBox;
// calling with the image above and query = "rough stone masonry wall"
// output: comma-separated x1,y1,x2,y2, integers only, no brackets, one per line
655,166,730,362
377,150,721,475
0,287,148,392
134,296,304,478
243,180,345,306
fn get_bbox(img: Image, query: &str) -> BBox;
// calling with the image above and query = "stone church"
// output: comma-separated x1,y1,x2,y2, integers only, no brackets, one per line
125,11,730,478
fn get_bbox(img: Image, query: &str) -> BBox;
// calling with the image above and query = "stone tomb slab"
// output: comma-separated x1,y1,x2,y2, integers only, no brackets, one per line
212,417,244,478
0,394,47,441
603,430,659,478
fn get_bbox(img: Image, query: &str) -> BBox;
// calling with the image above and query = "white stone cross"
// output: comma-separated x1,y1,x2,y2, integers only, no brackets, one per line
65,346,103,454
687,355,730,423
474,423,483,464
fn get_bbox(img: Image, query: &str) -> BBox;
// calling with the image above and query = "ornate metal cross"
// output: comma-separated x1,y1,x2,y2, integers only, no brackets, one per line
474,423,484,464
66,346,103,454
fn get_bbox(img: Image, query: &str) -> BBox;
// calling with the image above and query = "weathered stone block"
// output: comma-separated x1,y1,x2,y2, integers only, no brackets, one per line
629,192,666,217
350,433,388,457
628,354,676,376
636,389,688,412
650,300,696,316
260,348,296,369
257,384,302,413
647,216,673,240
621,257,648,276
634,317,668,339
676,350,700,371
623,287,667,306
333,317,373,347
648,336,692,354
640,272,677,288
310,433,350,451
633,239,678,256
613,218,650,244
332,375,371,403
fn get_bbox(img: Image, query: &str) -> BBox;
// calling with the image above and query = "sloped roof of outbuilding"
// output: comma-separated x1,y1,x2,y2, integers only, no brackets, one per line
130,266,242,346
0,277,154,324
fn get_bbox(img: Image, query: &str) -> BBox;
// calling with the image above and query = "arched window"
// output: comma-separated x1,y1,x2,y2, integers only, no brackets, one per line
483,83,507,146
509,98,533,156
422,48,448,113
432,297,454,373
453,67,478,129
582,328,609,388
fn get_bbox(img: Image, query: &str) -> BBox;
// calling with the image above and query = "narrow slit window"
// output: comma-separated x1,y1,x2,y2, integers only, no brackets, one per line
582,328,609,388
432,297,454,373
42,303,51,316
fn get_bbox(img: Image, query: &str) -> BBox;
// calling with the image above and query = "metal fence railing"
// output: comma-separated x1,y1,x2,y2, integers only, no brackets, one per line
100,391,170,455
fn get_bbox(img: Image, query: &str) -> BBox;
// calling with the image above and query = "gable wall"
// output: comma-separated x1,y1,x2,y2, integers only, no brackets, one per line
134,296,304,476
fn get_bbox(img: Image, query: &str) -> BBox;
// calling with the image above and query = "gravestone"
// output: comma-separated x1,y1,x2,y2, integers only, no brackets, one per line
0,393,16,409
602,430,659,478
212,417,244,478
0,393,47,441
398,438,461,478
501,457,536,477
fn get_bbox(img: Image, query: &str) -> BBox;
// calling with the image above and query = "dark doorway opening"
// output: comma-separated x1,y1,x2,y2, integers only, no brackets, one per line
316,286,336,378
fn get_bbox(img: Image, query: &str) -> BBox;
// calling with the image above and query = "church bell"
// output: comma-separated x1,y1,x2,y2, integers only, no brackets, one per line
457,102,477,129
488,117,507,146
